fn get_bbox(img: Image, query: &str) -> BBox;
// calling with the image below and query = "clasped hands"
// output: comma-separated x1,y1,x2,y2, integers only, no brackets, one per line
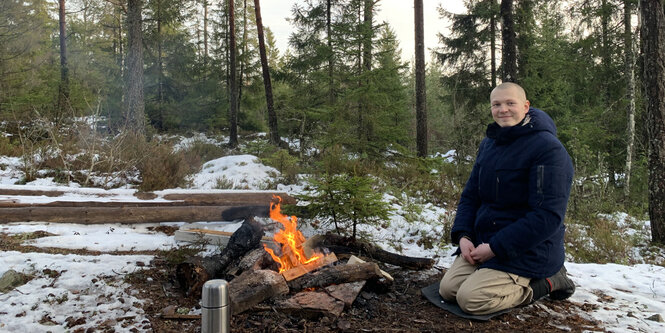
460,237,495,265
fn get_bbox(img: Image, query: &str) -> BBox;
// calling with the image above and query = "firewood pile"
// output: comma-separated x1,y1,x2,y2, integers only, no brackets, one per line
175,198,435,319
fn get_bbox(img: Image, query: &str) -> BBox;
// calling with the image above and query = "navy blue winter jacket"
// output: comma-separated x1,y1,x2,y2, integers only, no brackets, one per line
451,107,574,279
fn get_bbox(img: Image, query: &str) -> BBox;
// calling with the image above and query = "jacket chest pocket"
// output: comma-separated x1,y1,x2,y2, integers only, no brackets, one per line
495,167,529,206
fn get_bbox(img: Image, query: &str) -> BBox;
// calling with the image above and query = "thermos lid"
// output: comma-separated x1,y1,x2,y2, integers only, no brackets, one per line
202,279,229,308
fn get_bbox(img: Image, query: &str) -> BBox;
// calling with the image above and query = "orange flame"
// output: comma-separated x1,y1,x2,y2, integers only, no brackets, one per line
263,196,322,273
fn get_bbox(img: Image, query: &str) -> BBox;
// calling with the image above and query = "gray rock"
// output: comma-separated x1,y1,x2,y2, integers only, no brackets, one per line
0,269,29,293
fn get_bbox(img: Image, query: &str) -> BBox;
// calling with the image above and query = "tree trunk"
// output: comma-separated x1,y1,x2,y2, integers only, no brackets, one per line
500,0,517,82
641,0,665,244
228,0,239,148
156,0,164,131
124,0,145,135
327,0,334,105
358,0,373,148
203,0,209,64
490,7,497,88
57,0,69,123
238,0,247,117
414,0,427,157
254,0,280,145
624,0,637,199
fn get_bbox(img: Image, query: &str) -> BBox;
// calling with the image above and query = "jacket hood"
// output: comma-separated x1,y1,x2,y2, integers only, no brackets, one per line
486,107,557,145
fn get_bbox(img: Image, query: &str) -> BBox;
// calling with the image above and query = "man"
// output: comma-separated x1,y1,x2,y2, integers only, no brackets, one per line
439,82,576,315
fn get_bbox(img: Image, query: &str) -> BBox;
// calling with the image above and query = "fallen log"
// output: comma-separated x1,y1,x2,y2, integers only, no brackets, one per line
229,269,289,315
176,217,264,297
0,206,227,224
306,234,435,270
287,262,383,292
162,192,295,205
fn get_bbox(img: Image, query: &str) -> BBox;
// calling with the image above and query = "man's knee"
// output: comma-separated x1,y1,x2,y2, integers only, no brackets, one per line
456,284,496,315
438,274,457,301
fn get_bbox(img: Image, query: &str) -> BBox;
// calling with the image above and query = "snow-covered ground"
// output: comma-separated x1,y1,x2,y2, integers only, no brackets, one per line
1,152,664,332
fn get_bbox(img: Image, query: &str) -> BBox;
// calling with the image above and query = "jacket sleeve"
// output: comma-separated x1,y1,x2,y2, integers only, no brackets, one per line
488,141,574,260
450,141,486,245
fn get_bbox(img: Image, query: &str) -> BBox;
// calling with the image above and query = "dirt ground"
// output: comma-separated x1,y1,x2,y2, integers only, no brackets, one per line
132,252,605,333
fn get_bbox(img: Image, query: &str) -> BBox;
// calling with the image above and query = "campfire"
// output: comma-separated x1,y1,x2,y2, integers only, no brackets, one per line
175,195,434,319
262,196,337,280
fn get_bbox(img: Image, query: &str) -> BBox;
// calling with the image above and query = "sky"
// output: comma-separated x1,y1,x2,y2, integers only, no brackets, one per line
260,0,468,63
1,132,665,332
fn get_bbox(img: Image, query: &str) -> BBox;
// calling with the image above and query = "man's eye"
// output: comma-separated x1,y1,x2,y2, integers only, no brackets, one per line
507,102,515,106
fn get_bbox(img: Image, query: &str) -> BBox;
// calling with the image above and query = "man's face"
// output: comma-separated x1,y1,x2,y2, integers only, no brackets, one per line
490,87,530,127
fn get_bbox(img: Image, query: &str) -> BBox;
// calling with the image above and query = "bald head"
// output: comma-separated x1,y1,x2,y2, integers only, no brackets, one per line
491,82,527,102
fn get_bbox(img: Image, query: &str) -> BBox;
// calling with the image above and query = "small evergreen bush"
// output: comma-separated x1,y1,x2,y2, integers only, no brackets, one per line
298,173,393,240
262,149,300,184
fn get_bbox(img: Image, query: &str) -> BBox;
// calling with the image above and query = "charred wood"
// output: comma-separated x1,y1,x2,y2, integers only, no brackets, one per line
175,217,264,297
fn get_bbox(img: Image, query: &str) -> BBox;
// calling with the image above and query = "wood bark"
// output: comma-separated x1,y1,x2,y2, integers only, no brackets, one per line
0,206,230,224
624,0,637,198
307,234,435,270
0,188,294,205
176,217,265,297
500,0,517,82
203,0,209,62
274,291,345,319
414,0,428,158
228,0,239,148
253,0,280,145
641,0,665,244
490,6,497,88
229,269,289,314
57,0,69,121
286,262,383,291
124,0,145,135
327,0,334,104
156,0,164,130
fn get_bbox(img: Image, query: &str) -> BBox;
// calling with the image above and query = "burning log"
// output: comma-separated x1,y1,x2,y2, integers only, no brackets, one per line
176,216,264,297
287,262,384,292
305,233,435,270
228,269,289,315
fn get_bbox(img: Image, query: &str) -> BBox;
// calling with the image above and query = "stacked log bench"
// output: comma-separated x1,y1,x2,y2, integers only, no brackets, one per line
0,187,294,224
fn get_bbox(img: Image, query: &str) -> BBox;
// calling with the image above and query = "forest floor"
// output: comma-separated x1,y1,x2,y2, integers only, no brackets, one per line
136,259,605,333
120,229,605,333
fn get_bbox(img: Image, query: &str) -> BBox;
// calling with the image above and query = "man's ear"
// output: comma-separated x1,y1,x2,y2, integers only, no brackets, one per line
524,99,530,111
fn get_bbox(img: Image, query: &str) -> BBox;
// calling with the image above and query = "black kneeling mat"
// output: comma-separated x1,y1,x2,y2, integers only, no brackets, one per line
421,283,513,321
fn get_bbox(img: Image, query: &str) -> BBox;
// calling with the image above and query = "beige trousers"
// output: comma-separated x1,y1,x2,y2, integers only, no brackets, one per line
439,256,533,315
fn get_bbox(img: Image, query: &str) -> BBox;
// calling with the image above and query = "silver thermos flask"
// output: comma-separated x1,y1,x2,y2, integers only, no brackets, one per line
201,279,230,333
